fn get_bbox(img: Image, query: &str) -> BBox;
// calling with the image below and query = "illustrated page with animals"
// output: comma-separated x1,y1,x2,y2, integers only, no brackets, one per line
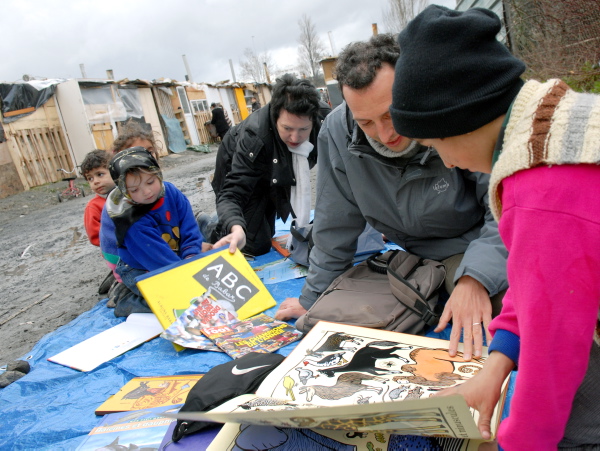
172,322,507,446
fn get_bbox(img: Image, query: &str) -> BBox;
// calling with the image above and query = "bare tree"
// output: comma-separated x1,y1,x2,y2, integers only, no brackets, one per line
504,0,600,89
297,14,327,81
382,0,429,34
239,47,277,83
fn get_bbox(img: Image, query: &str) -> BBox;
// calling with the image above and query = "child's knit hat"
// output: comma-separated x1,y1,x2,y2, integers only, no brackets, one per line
390,5,526,139
109,146,162,200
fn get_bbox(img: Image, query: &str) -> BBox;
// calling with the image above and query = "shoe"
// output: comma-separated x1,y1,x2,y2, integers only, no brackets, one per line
195,211,217,241
0,360,30,388
98,270,116,295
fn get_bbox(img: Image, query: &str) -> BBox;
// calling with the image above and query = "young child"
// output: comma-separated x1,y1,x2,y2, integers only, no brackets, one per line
103,147,212,316
100,122,159,307
81,149,115,247
111,121,160,159
390,6,600,449
81,149,117,294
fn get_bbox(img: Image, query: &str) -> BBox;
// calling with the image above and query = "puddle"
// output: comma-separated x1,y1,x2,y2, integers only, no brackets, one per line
195,176,214,199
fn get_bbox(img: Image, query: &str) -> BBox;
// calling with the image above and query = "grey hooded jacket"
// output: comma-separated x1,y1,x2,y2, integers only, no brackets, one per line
298,103,508,310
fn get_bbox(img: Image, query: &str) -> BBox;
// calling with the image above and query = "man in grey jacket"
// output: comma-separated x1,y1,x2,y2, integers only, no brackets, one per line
275,34,508,361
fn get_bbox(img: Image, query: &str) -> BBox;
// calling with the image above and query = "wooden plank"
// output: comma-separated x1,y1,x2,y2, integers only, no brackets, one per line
28,128,50,186
4,128,31,190
16,131,36,188
40,127,60,179
51,128,70,180
20,129,45,186
30,128,53,183
3,107,35,118
48,127,71,173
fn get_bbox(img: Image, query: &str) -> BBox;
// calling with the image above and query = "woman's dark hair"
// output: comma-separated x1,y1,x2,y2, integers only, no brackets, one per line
335,34,400,93
269,73,321,123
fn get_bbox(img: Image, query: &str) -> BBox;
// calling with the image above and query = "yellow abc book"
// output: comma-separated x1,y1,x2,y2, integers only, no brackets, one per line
136,247,276,349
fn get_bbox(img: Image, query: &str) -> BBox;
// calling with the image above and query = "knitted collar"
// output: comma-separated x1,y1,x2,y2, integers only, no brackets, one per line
365,133,419,159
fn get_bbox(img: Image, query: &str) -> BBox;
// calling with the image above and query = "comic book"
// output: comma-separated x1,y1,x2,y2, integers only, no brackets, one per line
76,405,181,451
95,375,203,415
136,247,276,351
165,322,509,449
160,292,238,351
201,314,303,359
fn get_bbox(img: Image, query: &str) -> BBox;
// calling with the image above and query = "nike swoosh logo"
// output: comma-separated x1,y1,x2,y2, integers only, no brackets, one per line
231,364,270,375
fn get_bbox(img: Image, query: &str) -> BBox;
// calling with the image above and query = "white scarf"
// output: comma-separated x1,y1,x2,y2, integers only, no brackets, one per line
286,140,313,248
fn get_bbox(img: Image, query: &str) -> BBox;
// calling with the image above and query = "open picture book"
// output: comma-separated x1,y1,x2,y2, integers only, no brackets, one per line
165,321,508,449
136,247,276,351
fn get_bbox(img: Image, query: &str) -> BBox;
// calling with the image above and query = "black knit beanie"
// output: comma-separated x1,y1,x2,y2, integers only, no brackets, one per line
390,5,526,139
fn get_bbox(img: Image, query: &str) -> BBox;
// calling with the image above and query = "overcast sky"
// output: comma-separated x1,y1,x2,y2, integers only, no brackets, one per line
2,0,455,84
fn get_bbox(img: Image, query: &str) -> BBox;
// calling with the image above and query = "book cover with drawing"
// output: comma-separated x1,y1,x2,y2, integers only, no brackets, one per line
166,322,508,449
136,247,276,341
254,258,308,284
160,292,238,351
76,405,181,451
201,314,302,359
47,313,163,372
95,375,203,415
271,234,291,258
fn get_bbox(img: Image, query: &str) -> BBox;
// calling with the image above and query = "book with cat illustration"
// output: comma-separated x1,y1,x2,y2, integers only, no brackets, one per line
95,374,203,415
165,321,509,449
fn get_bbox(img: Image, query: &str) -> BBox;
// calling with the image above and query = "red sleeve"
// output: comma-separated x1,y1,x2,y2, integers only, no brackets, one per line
83,196,105,247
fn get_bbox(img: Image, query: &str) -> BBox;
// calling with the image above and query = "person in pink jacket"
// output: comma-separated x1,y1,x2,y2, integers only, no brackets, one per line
389,5,600,450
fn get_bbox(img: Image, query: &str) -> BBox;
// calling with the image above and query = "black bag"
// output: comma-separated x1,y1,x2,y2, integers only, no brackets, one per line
172,352,285,442
295,250,446,334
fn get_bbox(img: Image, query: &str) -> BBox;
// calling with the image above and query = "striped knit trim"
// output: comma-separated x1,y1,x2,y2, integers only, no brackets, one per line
529,80,569,166
489,79,600,220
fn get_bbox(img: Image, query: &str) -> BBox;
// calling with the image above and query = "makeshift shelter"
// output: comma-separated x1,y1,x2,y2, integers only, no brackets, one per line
0,80,74,198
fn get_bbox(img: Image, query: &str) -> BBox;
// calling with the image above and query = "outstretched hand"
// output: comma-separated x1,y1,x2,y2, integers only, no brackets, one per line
434,275,493,361
274,297,307,321
433,352,513,441
213,225,246,253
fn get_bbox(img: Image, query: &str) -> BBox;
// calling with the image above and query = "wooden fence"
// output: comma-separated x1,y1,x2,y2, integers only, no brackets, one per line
6,125,74,190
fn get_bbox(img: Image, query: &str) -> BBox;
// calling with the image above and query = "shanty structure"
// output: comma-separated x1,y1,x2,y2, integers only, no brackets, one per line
0,77,273,198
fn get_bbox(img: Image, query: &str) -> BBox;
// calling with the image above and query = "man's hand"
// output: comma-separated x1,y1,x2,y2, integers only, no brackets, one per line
434,275,492,360
274,297,307,321
213,225,246,253
434,352,513,440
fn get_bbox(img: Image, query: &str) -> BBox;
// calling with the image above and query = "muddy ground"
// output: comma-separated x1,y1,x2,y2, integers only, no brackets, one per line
0,149,220,366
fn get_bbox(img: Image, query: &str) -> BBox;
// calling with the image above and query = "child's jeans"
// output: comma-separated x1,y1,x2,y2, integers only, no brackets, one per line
114,261,151,317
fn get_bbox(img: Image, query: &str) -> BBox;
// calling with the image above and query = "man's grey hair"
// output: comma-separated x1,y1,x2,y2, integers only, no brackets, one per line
334,34,400,92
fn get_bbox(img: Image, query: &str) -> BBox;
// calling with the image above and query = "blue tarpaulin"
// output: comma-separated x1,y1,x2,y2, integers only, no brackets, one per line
161,115,187,153
0,222,516,449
